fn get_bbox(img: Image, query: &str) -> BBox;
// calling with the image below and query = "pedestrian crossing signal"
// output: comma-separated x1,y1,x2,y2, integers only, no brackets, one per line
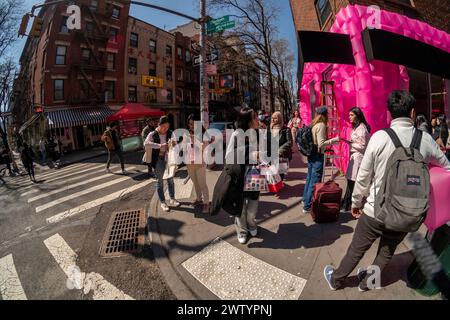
30,17,44,38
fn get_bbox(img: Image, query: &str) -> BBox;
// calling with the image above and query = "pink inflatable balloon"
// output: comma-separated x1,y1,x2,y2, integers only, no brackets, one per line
425,166,450,232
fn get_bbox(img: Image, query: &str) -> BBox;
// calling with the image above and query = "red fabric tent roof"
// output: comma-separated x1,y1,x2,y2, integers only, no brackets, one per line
106,103,165,122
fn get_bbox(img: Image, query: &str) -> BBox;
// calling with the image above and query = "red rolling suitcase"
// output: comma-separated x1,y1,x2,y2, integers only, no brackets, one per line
311,152,342,223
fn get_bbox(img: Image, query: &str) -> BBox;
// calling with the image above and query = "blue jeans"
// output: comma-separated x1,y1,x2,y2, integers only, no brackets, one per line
154,156,175,202
302,153,324,211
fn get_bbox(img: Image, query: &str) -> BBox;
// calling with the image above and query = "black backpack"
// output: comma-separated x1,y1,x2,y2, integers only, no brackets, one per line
296,125,316,157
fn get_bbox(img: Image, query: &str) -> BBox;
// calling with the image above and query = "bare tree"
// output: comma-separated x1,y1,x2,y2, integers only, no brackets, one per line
272,38,295,121
0,0,24,153
209,0,279,113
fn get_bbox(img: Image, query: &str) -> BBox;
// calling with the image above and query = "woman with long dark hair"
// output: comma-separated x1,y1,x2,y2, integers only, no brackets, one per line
433,114,449,149
224,107,261,244
415,114,431,134
302,106,340,214
341,107,371,212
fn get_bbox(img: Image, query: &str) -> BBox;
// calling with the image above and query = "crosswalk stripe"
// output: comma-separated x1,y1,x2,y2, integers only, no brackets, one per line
35,172,145,213
44,234,133,300
15,163,91,183
19,164,105,193
47,179,153,224
42,164,105,183
0,254,27,300
28,167,137,203
20,166,116,197
32,163,92,180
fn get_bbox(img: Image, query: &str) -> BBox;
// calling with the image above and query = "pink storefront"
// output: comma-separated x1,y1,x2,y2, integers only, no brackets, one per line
297,4,450,173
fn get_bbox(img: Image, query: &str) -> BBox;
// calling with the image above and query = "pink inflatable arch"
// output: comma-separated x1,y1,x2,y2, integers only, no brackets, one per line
298,4,450,172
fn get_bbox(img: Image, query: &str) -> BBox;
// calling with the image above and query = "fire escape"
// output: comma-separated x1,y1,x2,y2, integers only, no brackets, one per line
69,4,115,105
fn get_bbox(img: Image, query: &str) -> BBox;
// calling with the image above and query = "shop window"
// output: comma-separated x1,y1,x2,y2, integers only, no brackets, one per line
86,21,94,33
315,0,332,28
176,87,183,103
53,79,64,101
147,88,157,103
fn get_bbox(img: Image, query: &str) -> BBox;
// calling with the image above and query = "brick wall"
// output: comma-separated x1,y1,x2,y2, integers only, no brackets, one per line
290,0,449,33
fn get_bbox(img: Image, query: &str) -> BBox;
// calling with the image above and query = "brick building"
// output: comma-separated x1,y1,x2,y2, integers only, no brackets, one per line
290,0,450,132
13,0,130,151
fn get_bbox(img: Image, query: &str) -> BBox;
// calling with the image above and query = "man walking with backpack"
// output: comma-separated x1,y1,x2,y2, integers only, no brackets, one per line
324,90,450,292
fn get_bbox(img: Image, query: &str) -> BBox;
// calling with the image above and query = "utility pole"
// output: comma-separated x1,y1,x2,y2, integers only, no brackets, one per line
199,0,209,128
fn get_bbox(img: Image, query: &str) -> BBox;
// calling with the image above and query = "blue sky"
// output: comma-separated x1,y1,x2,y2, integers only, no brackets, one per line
13,0,298,68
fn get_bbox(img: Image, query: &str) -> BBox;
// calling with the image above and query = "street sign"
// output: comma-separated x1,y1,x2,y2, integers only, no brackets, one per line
207,15,235,35
193,50,219,66
141,75,164,88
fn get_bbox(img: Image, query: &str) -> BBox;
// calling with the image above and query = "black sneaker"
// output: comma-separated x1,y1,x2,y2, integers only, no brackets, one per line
357,267,369,292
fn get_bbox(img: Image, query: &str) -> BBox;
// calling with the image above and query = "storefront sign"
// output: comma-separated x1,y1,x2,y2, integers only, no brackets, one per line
142,76,164,88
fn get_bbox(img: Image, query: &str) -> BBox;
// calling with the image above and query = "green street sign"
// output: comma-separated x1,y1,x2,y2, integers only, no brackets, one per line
207,20,235,35
207,15,229,31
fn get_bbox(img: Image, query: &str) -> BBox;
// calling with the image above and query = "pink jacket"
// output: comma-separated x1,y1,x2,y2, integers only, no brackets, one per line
346,124,370,181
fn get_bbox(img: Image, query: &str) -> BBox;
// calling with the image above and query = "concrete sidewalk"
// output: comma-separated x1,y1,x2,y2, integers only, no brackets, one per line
148,152,437,300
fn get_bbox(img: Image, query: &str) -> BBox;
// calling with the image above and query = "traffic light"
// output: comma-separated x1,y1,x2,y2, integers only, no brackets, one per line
18,14,30,37
29,17,44,38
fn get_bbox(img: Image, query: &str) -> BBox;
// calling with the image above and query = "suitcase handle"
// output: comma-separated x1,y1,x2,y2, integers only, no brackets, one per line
322,149,336,183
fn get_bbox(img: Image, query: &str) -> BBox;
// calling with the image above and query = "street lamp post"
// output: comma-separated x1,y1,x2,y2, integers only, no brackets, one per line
199,0,209,128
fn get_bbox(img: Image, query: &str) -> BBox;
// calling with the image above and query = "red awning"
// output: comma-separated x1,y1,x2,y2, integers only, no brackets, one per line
106,103,165,122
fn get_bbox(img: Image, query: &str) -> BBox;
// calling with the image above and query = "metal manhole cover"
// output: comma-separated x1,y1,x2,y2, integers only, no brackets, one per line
99,209,146,257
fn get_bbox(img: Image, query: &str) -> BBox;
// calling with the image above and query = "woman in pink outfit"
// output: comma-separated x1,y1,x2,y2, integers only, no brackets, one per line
341,107,371,212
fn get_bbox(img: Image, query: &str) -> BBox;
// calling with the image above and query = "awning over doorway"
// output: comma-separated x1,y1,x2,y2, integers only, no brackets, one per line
18,113,41,134
106,103,165,122
297,30,355,84
362,28,450,79
45,106,115,129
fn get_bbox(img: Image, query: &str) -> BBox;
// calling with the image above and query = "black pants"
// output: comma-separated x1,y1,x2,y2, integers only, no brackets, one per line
25,163,35,179
106,149,125,171
341,179,355,211
331,214,407,289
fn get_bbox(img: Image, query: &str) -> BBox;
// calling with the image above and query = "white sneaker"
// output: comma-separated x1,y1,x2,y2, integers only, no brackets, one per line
160,202,170,212
237,233,247,244
249,228,258,237
169,199,181,207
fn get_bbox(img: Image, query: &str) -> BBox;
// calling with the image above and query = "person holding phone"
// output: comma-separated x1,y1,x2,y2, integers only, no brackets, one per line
340,107,371,212
144,116,180,212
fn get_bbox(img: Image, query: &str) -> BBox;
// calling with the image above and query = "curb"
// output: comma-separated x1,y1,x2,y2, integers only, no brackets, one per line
59,152,108,167
147,190,198,300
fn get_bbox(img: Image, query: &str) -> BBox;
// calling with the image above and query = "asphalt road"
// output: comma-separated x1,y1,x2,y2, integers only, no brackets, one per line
0,152,175,300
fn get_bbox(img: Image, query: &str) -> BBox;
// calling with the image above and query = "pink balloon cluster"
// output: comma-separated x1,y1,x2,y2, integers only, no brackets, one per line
298,4,450,172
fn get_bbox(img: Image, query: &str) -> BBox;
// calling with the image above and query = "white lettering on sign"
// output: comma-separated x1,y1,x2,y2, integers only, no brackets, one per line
67,5,81,30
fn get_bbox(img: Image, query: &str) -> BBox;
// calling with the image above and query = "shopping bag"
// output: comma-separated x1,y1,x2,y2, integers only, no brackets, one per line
278,158,290,175
244,166,267,192
261,165,284,193
163,145,177,180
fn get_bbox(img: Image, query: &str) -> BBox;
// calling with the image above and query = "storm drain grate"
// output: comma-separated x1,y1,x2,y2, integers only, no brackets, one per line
99,209,146,257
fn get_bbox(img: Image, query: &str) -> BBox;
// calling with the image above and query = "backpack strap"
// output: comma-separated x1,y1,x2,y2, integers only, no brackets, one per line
410,129,423,150
384,128,403,148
